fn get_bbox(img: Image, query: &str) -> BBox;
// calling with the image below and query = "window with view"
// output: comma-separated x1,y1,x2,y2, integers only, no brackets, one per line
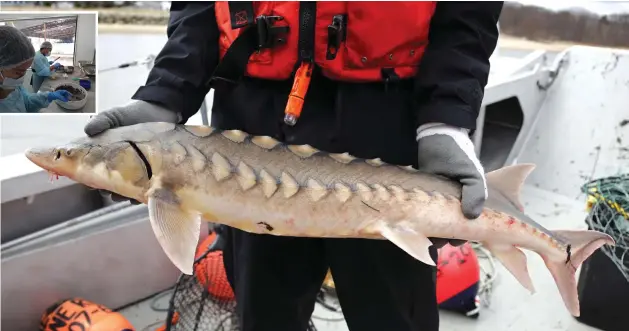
0,15,78,67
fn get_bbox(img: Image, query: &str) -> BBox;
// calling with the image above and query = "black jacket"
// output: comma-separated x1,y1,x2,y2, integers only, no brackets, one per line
132,1,503,167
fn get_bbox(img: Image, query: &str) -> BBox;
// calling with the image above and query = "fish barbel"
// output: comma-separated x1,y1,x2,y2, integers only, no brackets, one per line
24,122,614,317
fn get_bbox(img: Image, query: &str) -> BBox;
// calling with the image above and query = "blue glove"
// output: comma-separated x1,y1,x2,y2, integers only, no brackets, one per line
52,63,61,69
48,90,71,102
48,61,53,65
416,122,488,248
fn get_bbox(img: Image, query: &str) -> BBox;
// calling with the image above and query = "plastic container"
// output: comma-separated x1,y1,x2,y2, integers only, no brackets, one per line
576,246,629,330
576,176,629,331
53,82,88,111
79,79,91,91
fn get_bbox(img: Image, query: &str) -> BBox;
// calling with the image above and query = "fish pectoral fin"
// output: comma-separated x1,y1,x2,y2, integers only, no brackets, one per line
484,242,535,293
147,189,201,276
376,222,436,266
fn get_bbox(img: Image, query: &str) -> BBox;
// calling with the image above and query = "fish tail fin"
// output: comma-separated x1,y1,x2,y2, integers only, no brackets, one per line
541,229,615,317
485,163,536,212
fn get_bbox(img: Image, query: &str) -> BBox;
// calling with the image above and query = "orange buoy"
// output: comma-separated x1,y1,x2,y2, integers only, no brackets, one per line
436,242,481,316
40,298,134,331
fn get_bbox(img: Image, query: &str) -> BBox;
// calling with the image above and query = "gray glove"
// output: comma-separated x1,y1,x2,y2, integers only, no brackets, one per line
416,122,488,249
84,100,182,204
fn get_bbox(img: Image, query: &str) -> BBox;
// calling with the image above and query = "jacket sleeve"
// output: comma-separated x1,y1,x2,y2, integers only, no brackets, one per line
22,89,51,113
132,1,220,122
413,1,503,131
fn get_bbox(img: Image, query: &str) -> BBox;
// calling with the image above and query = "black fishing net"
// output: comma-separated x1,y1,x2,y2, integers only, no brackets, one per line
161,232,321,331
582,174,629,281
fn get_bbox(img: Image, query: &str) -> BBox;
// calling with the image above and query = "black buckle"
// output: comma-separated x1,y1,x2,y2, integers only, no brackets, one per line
208,14,289,91
326,14,346,60
381,68,401,92
255,15,288,49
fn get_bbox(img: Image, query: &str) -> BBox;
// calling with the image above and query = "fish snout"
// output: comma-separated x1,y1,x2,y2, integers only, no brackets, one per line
24,147,58,170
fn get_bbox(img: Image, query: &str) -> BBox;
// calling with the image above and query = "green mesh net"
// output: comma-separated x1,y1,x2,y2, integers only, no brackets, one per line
582,174,629,281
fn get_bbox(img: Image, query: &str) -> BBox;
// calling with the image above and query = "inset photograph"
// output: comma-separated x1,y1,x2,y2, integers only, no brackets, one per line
0,12,97,113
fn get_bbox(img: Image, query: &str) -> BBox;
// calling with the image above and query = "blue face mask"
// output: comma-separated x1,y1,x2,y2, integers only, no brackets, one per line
0,71,25,88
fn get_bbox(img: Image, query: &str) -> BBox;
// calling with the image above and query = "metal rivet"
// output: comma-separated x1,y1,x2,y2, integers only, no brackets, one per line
361,56,367,63
388,54,393,60
410,50,415,56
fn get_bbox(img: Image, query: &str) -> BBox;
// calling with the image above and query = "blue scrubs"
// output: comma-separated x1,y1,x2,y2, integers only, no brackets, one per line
31,51,52,92
0,86,50,113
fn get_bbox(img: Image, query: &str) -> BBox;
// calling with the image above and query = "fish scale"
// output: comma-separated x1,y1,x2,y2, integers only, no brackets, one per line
24,122,616,318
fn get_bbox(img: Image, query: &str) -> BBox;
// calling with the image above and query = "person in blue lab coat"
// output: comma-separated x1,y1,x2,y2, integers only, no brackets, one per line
0,26,71,113
31,40,62,92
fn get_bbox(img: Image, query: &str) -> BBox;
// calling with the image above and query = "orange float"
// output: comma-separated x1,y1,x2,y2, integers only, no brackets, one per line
436,242,481,317
40,298,135,331
322,242,481,317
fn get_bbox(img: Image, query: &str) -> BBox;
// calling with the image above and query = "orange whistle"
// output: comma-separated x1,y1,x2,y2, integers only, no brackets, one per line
284,61,313,126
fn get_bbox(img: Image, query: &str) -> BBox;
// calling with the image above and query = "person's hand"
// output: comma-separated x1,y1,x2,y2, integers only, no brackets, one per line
47,90,71,102
84,100,182,204
416,122,487,249
48,61,54,65
53,63,61,69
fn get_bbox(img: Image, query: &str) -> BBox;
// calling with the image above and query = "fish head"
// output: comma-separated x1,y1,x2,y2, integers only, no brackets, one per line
24,122,176,203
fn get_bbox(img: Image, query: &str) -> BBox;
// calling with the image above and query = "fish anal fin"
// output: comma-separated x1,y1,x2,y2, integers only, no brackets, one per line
376,222,436,266
485,163,536,212
147,187,201,275
541,229,615,317
484,242,535,293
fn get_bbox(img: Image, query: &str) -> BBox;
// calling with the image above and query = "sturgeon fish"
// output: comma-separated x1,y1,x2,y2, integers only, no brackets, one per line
25,122,614,317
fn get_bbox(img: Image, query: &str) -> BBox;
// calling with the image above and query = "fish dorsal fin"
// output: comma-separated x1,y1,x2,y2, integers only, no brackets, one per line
485,163,536,212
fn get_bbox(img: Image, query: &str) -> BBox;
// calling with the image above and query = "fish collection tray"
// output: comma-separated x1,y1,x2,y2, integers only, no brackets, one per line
78,61,96,77
62,66,74,74
54,84,85,102
53,83,88,111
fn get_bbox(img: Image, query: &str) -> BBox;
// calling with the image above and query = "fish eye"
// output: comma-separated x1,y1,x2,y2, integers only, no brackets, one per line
65,149,72,156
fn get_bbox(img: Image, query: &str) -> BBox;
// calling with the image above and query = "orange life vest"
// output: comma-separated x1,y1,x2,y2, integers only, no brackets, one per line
214,1,437,83
211,1,437,126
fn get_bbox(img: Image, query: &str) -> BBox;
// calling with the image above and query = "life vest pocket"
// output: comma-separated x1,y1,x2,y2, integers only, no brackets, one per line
342,1,435,70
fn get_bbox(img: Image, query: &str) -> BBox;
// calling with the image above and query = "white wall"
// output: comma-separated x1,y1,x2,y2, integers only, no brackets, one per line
74,13,96,64
0,12,96,65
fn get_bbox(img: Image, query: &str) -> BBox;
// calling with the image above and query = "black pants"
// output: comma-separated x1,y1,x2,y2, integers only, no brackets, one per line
212,73,439,331
221,228,439,331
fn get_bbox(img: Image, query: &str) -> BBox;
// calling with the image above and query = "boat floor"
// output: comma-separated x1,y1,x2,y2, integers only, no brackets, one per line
119,185,601,331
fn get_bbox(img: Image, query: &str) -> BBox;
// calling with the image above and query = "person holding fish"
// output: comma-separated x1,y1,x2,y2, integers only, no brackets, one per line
0,26,72,113
86,2,503,330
